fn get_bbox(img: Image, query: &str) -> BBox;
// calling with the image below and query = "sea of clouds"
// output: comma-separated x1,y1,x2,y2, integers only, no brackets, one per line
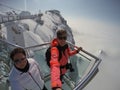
67,17,120,90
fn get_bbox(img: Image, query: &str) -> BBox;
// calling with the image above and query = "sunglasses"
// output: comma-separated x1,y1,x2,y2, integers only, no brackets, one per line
58,36,67,40
14,57,26,64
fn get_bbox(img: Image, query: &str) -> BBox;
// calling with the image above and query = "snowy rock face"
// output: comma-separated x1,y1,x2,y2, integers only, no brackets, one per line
1,10,75,47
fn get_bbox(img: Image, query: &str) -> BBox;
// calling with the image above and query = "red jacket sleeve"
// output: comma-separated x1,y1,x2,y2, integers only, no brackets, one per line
50,47,62,88
67,47,78,56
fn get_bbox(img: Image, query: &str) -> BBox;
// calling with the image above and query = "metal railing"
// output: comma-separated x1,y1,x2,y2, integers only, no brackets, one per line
0,39,101,90
24,41,102,90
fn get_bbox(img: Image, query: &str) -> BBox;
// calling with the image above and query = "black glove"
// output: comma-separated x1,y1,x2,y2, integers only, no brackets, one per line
66,63,74,72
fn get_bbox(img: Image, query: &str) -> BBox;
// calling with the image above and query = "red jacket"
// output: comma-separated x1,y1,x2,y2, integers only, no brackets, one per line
50,38,78,88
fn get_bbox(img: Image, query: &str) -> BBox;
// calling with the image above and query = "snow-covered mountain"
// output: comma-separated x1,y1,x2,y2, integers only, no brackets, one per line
0,10,75,47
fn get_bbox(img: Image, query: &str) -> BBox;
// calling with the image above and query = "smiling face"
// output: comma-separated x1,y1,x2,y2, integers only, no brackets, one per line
10,48,28,69
57,29,67,46
57,35,67,46
13,53,27,69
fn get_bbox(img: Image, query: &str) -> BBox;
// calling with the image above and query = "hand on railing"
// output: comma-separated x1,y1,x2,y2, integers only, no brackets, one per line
74,46,82,53
76,47,82,52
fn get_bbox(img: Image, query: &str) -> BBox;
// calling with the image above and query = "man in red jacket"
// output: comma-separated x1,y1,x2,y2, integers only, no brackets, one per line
50,29,82,90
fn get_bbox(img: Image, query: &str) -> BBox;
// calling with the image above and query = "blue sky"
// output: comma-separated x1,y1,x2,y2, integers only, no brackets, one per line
0,0,120,26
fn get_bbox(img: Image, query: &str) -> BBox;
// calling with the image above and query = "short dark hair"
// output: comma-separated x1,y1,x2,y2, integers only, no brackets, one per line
10,47,26,60
57,29,67,38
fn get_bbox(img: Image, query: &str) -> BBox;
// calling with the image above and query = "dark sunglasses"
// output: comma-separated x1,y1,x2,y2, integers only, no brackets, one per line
58,36,67,40
14,57,26,64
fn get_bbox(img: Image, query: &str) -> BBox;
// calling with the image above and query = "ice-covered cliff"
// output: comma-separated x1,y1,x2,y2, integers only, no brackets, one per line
0,10,75,47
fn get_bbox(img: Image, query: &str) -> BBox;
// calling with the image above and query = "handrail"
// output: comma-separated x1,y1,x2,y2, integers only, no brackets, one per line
0,38,101,66
67,41,100,60
24,42,50,49
0,39,101,90
74,58,101,90
24,41,101,62
66,41,102,90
